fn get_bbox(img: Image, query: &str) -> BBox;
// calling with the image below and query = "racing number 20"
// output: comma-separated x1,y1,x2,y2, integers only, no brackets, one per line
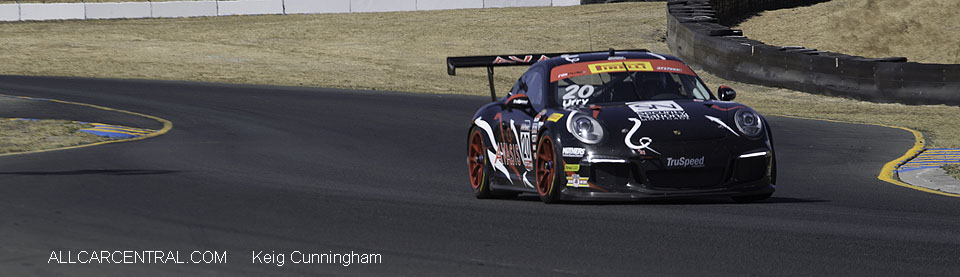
562,85,595,108
563,85,595,99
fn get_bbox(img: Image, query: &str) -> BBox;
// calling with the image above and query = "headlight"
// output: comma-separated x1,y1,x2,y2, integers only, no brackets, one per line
566,111,604,144
735,109,763,137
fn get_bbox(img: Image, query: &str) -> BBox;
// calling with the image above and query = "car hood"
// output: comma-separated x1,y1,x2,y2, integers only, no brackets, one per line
571,100,745,145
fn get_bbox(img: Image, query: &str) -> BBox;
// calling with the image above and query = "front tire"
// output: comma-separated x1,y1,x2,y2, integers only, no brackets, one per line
535,131,564,204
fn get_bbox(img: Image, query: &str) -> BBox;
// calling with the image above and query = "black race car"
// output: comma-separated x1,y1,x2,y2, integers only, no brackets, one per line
448,49,775,203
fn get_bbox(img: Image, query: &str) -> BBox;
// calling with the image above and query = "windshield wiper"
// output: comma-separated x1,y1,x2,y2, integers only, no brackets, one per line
622,62,644,100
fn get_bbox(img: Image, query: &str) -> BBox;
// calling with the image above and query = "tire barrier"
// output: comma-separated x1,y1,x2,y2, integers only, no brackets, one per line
667,0,960,105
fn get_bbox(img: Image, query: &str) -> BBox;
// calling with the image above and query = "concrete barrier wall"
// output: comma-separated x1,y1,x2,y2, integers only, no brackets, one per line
485,0,552,8
86,2,152,19
0,4,18,22
0,0,578,20
20,3,84,21
666,0,960,105
552,0,582,6
351,0,417,12
218,0,284,16
151,1,218,18
417,0,483,10
283,0,350,14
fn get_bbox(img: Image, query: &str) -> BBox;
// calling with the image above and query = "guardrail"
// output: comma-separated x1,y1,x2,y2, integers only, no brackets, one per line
666,0,960,105
0,0,580,21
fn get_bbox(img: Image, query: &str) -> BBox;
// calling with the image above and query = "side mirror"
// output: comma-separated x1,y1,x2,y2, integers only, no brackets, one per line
718,85,737,101
505,94,532,110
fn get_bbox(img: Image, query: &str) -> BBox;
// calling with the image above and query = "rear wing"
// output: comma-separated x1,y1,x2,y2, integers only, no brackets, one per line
447,49,649,101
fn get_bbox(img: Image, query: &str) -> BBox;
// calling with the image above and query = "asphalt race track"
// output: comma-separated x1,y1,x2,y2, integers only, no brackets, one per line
0,75,958,275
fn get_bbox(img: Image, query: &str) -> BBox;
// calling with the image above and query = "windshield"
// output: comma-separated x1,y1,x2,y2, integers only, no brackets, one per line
549,59,713,109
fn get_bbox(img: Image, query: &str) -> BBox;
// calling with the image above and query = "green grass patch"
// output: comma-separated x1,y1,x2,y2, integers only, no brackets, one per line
0,119,108,154
0,2,956,148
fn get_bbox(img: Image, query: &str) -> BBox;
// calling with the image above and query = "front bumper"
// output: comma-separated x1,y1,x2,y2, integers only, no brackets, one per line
559,151,775,201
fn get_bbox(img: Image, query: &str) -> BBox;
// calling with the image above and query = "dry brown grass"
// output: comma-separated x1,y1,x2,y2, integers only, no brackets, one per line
0,3,669,94
736,0,960,64
944,164,960,181
0,119,107,154
0,2,957,149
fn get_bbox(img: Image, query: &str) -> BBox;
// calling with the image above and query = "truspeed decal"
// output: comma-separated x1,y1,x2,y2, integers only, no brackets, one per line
628,101,690,121
550,59,697,82
493,55,551,65
666,156,705,168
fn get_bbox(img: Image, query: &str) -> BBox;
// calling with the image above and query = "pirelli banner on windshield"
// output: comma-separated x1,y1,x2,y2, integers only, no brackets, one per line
550,59,697,82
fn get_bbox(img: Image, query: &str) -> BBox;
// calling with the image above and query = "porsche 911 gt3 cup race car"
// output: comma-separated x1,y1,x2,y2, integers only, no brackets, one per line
448,49,776,203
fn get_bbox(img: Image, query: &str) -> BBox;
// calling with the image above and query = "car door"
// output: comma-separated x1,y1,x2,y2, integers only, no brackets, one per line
495,67,545,189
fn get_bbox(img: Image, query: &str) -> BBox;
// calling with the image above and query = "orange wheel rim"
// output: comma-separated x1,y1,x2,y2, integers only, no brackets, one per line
536,137,555,196
467,131,485,190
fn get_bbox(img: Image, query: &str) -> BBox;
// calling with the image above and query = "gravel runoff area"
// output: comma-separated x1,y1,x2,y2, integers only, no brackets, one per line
0,2,957,150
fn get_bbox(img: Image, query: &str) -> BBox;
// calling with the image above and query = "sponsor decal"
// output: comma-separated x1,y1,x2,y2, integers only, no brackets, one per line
474,117,512,183
547,113,565,122
655,66,683,73
498,120,534,172
549,59,697,82
625,118,660,155
561,54,580,63
564,164,581,172
519,131,533,170
628,101,690,121
588,61,653,74
562,147,586,158
493,55,551,65
566,174,590,188
496,142,525,169
666,156,705,168
561,84,595,108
